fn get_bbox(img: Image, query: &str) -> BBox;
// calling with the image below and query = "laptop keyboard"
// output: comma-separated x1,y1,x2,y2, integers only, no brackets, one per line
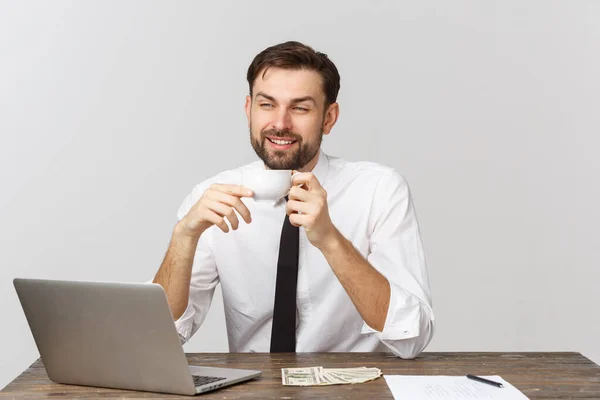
192,375,227,387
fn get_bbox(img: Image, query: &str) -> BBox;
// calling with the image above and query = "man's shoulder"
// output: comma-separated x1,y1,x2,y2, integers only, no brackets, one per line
328,155,400,182
326,155,411,208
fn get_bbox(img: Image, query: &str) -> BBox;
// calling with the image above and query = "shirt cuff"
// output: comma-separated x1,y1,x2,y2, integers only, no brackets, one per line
145,279,195,345
361,283,423,341
174,300,195,345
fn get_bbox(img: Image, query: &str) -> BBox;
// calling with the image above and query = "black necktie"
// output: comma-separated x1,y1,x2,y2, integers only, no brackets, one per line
270,197,300,352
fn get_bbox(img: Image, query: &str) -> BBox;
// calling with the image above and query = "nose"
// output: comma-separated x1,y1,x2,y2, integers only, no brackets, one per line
271,108,293,131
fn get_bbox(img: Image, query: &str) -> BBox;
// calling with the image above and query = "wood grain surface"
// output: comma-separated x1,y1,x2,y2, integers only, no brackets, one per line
2,352,599,399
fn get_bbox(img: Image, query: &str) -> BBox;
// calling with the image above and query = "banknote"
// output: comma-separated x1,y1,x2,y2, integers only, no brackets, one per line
282,366,382,386
281,367,324,386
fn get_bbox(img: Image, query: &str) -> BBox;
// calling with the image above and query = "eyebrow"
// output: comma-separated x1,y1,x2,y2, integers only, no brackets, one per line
255,92,317,106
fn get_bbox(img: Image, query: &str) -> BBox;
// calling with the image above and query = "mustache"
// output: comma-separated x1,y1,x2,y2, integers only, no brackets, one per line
261,129,302,141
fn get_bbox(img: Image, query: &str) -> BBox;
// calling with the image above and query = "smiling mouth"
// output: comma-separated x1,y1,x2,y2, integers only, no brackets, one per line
267,137,297,145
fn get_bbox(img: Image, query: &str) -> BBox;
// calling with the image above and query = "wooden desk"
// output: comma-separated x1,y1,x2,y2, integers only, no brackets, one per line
1,352,599,399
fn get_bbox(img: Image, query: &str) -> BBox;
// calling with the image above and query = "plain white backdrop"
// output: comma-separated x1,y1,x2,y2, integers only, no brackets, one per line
1,0,598,390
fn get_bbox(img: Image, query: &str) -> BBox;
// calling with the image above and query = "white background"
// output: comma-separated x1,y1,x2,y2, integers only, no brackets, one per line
1,0,598,389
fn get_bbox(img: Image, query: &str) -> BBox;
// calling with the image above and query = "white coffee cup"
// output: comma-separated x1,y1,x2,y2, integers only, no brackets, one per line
241,169,297,202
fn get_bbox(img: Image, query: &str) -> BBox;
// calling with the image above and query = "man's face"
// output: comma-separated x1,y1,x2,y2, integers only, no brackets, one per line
245,68,336,171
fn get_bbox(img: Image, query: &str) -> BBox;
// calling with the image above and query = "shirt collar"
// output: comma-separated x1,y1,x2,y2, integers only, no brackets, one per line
310,149,329,186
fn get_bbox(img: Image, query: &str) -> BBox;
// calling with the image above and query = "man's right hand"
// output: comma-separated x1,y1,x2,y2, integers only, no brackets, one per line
176,184,254,239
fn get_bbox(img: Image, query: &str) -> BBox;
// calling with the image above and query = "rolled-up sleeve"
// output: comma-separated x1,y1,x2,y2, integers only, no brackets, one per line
172,183,220,344
361,170,435,359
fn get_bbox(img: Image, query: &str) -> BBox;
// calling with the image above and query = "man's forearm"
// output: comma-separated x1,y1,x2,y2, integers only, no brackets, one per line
319,229,390,331
153,222,200,320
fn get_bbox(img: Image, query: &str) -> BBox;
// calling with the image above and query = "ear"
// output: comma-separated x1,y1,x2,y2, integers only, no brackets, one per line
322,102,339,135
244,95,252,128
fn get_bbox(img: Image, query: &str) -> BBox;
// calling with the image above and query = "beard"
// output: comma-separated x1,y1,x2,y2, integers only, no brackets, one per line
249,123,324,170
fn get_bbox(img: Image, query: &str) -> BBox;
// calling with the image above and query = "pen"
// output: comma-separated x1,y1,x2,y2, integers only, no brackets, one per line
466,374,504,388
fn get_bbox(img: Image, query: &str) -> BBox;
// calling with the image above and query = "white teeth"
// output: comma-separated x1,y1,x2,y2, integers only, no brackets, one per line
271,139,293,145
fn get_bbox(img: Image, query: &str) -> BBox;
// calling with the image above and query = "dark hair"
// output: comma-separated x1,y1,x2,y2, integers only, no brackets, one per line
246,41,341,108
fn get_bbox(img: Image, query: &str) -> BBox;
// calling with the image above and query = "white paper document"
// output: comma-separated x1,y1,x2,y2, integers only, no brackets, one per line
384,375,529,400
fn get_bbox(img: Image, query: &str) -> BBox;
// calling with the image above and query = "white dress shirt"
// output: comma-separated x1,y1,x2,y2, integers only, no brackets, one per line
173,150,434,359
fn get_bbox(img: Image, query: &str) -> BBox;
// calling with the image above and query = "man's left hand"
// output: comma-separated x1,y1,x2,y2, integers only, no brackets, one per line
286,172,339,250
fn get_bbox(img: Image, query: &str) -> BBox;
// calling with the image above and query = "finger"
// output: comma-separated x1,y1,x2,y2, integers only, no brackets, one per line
204,199,240,230
290,170,307,190
286,199,312,215
291,172,323,192
208,191,252,224
288,185,313,202
210,183,254,198
288,213,309,228
200,209,230,233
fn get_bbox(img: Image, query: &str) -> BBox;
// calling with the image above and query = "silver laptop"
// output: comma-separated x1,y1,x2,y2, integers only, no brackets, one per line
13,278,261,396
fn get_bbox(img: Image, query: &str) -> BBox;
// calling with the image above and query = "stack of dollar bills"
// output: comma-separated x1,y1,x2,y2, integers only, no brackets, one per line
281,366,382,386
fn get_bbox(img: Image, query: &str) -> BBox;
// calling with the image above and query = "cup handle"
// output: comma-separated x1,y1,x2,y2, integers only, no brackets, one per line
290,171,307,192
277,172,305,203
